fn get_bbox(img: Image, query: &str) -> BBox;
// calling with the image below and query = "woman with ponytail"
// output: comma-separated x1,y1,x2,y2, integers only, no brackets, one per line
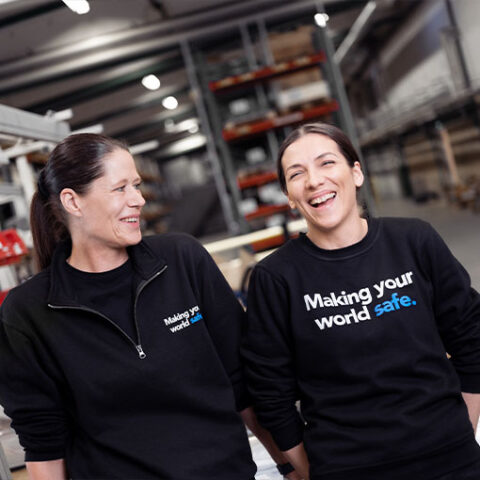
0,133,261,480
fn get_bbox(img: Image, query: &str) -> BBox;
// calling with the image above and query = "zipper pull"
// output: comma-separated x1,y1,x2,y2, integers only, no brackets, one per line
136,344,147,359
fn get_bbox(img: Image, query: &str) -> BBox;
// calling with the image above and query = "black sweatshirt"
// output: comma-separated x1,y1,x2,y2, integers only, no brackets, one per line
242,217,480,480
0,234,256,479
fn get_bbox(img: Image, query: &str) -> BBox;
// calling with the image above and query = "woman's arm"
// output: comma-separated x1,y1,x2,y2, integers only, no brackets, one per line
282,443,310,480
242,267,306,469
425,224,480,398
240,407,303,480
26,459,67,480
462,392,480,434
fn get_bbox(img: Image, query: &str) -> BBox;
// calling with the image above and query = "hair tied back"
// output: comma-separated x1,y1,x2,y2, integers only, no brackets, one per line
37,170,50,201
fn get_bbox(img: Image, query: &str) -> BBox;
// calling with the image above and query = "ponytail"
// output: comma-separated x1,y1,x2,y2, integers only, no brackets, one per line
30,191,69,272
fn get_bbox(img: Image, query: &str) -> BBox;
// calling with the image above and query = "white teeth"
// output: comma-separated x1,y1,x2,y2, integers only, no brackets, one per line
310,193,336,206
122,218,137,223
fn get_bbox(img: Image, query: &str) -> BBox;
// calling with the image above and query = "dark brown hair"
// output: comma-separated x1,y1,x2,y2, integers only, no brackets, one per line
276,122,360,192
30,133,128,270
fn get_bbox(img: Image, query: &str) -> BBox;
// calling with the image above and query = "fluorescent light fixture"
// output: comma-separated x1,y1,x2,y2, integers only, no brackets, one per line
314,12,329,28
176,118,199,133
162,96,178,110
62,0,90,15
46,108,73,122
71,124,104,134
141,74,161,90
164,119,175,132
130,140,160,156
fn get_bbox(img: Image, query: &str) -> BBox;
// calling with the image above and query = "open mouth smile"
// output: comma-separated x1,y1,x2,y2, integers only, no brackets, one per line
309,192,336,208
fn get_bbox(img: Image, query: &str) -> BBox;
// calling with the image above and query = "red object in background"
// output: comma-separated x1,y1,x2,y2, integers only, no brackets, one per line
0,289,8,305
222,100,339,141
0,229,28,266
0,229,28,306
244,204,290,220
209,52,327,92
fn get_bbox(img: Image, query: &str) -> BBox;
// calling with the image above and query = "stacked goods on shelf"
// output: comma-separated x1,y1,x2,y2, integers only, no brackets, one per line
197,17,359,240
210,53,336,141
267,25,317,62
204,40,338,231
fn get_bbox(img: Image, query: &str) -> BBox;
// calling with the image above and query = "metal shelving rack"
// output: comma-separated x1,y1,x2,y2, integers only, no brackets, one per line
0,104,71,477
186,9,375,240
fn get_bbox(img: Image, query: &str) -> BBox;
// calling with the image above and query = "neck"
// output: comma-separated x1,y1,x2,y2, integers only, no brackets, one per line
307,216,368,250
68,243,129,273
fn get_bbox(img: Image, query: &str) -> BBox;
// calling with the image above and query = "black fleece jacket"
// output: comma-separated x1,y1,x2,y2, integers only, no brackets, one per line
0,233,256,479
243,217,480,480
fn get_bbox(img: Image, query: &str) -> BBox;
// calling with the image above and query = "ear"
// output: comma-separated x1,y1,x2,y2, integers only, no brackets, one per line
60,188,82,217
352,162,364,188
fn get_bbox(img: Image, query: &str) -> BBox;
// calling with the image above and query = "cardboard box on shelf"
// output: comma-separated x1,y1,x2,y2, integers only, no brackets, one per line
275,80,331,112
271,67,323,90
268,25,316,63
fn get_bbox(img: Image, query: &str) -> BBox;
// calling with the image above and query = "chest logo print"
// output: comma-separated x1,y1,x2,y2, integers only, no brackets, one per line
163,305,203,333
304,271,417,331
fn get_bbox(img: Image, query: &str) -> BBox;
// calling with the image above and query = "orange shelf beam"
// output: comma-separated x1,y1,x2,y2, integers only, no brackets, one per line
249,232,300,252
223,100,339,141
209,52,326,92
250,234,286,252
244,204,290,220
238,171,278,189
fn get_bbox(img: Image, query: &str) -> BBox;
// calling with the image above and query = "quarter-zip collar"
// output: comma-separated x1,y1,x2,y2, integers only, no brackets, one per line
47,238,167,307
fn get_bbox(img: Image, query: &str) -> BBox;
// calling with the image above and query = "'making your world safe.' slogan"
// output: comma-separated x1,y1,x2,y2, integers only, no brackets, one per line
304,271,417,331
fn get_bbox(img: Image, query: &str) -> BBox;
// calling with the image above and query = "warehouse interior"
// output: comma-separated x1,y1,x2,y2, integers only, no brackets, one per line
1,0,480,478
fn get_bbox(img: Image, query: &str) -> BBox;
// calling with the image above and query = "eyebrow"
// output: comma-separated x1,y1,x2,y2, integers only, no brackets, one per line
112,176,142,187
285,152,338,172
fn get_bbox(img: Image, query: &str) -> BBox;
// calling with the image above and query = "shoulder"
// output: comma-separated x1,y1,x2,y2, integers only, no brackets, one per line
142,232,200,249
254,238,301,279
378,216,431,230
141,233,210,263
377,216,436,241
1,269,49,328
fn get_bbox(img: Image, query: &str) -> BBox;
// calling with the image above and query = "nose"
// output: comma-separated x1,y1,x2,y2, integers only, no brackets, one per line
306,166,325,189
128,185,146,207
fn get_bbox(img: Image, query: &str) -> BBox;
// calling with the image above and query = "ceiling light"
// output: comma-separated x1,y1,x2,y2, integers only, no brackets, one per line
164,119,175,132
62,0,90,14
314,13,329,28
130,140,160,156
141,74,161,90
162,96,178,110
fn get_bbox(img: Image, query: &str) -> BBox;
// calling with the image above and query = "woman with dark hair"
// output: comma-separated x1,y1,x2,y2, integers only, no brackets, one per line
242,122,480,480
0,133,263,480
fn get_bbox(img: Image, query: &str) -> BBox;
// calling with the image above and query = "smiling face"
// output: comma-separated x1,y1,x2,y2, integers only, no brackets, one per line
282,133,365,247
73,148,145,254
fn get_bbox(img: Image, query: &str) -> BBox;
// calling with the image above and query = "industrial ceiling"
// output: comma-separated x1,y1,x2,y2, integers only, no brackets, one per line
0,0,417,157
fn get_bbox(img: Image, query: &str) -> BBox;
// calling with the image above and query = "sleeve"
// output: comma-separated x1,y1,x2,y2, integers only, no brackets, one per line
0,309,68,461
425,224,480,392
192,242,250,411
241,266,304,451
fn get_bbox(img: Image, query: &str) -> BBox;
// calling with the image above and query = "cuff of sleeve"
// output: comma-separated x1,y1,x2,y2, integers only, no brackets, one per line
277,462,295,475
25,449,65,462
269,415,304,451
458,372,480,393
